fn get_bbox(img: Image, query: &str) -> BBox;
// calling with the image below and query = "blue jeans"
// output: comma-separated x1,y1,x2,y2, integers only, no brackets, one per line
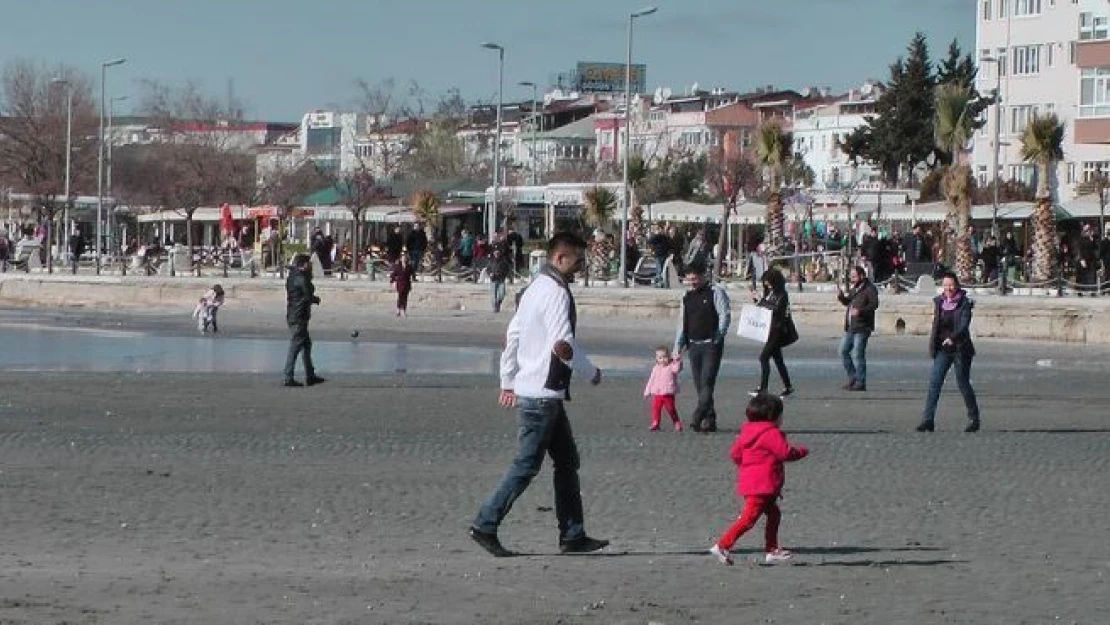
491,280,506,312
654,254,669,287
688,341,724,428
922,350,980,424
839,331,871,386
473,398,585,541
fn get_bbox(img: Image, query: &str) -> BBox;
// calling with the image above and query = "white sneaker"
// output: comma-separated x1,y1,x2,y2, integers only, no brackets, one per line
764,548,793,564
709,544,733,566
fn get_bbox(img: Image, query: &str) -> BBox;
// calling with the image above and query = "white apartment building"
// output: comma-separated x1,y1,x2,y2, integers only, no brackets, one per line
792,82,884,190
974,0,1110,200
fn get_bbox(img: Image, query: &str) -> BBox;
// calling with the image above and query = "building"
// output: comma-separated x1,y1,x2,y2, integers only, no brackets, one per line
792,82,884,190
973,0,1110,200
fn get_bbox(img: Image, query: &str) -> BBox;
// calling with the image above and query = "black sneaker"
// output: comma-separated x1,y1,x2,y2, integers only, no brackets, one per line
748,388,765,397
306,375,327,387
915,421,935,432
779,387,795,398
559,536,610,554
283,379,304,387
964,420,980,433
468,527,514,557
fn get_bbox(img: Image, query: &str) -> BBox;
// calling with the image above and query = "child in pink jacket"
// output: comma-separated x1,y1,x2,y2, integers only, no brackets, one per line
710,392,808,565
644,345,684,431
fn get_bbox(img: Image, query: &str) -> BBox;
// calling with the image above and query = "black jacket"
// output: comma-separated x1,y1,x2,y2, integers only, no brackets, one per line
928,291,975,359
286,267,319,324
406,229,428,254
837,279,879,333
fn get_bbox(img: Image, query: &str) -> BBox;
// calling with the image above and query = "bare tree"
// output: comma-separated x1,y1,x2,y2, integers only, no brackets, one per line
0,59,97,272
116,80,254,269
705,146,759,277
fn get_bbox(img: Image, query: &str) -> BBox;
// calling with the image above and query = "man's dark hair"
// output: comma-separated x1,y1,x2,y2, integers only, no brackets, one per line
292,253,311,268
685,259,707,276
939,270,960,287
746,392,784,422
546,232,587,255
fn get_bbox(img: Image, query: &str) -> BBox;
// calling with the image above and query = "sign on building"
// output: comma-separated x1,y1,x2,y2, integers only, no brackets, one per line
574,62,647,94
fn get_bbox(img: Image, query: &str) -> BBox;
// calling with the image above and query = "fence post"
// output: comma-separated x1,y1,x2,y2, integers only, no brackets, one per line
998,257,1006,296
1056,261,1064,298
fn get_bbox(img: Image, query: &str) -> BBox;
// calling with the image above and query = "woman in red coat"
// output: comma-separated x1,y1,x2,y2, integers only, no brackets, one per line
709,392,808,566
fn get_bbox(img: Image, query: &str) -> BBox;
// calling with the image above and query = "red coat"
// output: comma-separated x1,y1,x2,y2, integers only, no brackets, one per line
731,421,808,497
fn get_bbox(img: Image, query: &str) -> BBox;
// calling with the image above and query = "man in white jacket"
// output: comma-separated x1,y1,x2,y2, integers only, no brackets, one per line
469,232,608,557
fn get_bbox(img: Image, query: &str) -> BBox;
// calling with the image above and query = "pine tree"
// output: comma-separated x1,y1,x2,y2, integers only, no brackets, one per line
937,39,978,90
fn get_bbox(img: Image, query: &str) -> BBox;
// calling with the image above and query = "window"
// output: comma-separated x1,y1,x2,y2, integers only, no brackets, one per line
1080,68,1110,117
1070,40,1078,64
1010,104,1043,134
355,144,373,158
1080,12,1109,40
1009,164,1036,185
999,0,1008,17
1066,162,1076,184
1014,0,1041,16
1012,45,1041,75
983,0,992,20
977,165,989,186
1082,161,1110,183
997,48,1009,75
1047,42,1055,67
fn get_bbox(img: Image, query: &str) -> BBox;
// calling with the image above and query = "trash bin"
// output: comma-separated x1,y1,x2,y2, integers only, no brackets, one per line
529,250,547,275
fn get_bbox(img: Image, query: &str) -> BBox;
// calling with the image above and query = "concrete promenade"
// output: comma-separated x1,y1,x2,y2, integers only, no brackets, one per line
4,271,1110,343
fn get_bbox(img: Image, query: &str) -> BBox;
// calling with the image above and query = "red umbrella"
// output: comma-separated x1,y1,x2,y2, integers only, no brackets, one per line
219,203,234,237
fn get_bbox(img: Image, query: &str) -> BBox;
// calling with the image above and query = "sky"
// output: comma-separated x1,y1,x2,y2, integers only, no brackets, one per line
0,0,974,122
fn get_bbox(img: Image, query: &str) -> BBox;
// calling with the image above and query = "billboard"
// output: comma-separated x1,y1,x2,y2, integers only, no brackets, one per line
575,62,647,94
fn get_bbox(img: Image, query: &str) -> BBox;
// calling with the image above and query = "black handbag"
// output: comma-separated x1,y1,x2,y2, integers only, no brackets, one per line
780,315,799,347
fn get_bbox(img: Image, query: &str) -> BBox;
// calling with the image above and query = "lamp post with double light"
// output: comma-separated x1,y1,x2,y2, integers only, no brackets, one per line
97,57,126,274
620,6,657,287
481,42,505,240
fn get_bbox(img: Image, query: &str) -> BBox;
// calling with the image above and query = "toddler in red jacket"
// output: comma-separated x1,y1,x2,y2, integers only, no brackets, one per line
709,392,808,566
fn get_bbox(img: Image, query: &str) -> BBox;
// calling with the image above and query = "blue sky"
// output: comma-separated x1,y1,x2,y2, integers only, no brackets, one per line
1,0,973,122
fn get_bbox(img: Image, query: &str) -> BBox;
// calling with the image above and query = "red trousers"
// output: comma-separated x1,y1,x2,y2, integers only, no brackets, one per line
650,394,680,427
717,495,780,552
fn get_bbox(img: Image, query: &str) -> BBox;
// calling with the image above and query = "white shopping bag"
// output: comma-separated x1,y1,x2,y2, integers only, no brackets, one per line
737,304,772,343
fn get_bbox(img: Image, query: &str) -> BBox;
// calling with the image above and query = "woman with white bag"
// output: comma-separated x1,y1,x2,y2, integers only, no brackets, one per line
748,269,798,399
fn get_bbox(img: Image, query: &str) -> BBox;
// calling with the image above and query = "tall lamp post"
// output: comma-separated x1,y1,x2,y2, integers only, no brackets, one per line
107,95,128,259
620,6,658,287
51,77,73,274
980,56,1002,238
518,81,539,185
481,42,505,240
97,57,126,275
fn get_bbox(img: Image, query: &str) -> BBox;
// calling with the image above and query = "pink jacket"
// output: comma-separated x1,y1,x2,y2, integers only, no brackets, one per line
643,359,682,397
731,421,808,497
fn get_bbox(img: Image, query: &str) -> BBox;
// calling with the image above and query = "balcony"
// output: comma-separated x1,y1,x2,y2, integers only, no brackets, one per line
1075,118,1110,145
1077,40,1110,69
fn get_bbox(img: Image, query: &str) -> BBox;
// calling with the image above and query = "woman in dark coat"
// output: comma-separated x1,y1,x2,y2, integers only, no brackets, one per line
749,269,797,398
918,271,980,432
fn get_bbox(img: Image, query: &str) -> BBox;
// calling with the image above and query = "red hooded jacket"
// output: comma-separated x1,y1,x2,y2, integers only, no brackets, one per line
730,421,808,497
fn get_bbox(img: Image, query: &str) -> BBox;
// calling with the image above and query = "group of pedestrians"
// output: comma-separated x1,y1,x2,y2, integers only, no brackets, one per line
469,238,986,565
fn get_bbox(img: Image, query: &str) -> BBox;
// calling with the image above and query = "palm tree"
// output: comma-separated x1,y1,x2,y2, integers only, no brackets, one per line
583,186,617,230
583,186,618,280
627,155,650,249
411,189,440,268
933,83,978,282
756,121,792,255
1020,113,1065,282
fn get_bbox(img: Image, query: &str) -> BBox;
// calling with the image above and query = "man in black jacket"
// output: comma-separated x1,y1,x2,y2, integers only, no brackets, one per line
283,254,326,387
836,266,879,391
673,260,731,432
406,223,428,272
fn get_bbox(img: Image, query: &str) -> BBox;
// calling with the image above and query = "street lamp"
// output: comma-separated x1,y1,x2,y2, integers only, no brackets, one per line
51,77,73,274
481,42,504,240
97,57,126,275
519,81,539,185
107,95,128,258
980,56,1003,238
620,5,658,287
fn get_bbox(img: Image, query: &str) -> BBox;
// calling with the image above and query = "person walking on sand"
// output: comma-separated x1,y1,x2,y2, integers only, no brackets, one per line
488,245,511,313
709,392,808,566
836,266,879,391
469,232,609,558
917,271,980,432
749,269,797,399
673,259,731,433
283,254,325,388
391,254,414,317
